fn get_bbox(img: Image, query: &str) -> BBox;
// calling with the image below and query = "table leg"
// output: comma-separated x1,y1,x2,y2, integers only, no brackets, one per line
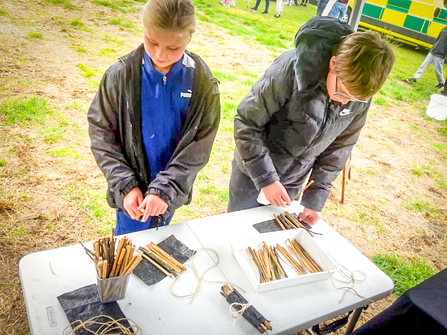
344,306,368,334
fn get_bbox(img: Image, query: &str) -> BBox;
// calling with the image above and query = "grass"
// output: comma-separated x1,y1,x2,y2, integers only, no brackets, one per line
77,63,95,78
70,18,84,27
372,253,437,296
28,32,43,39
44,0,75,8
0,96,53,125
93,0,139,13
48,147,83,159
40,125,67,144
404,199,440,217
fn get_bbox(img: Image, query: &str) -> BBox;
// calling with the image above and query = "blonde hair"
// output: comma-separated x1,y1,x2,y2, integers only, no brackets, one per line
335,31,395,99
142,0,196,37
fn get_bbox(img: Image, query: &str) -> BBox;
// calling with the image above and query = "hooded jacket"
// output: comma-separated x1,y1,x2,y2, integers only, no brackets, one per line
234,17,372,212
88,44,221,220
430,26,447,59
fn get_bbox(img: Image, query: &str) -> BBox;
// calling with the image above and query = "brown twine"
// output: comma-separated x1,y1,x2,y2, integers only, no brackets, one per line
169,248,245,304
319,252,374,304
62,315,142,335
229,302,252,326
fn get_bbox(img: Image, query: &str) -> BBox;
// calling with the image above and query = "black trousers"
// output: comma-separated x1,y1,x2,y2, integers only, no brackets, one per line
227,160,300,213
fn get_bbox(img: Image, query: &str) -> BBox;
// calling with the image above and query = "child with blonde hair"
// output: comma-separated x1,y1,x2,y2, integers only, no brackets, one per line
88,0,221,235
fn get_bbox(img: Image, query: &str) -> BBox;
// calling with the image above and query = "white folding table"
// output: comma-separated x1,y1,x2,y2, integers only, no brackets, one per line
19,202,393,334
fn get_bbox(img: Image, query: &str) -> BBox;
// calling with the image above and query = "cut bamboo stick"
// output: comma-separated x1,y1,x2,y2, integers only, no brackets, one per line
273,214,286,230
136,249,172,277
276,244,306,275
272,246,288,278
139,246,179,276
291,180,315,202
247,247,266,283
293,240,322,272
149,242,186,271
146,245,183,273
263,241,284,276
123,255,142,276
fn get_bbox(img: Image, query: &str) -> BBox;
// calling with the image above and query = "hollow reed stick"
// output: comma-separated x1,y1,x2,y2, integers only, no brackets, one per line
291,180,315,202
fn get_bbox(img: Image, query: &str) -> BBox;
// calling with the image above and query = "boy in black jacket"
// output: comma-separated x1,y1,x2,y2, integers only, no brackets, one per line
227,17,395,226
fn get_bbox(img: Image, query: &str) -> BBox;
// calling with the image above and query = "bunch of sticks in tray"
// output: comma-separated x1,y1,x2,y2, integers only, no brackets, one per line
82,230,142,279
247,239,323,283
136,242,186,278
273,211,314,236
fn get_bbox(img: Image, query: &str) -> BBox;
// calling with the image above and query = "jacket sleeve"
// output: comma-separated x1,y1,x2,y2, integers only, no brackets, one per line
301,101,371,211
147,80,221,219
234,58,295,190
87,63,139,210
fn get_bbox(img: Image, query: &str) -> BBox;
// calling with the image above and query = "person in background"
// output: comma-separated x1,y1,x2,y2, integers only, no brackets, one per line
275,0,285,18
227,17,395,226
299,0,309,7
328,0,348,21
316,0,333,16
406,24,447,89
441,77,447,96
250,0,270,15
221,0,231,7
88,0,221,235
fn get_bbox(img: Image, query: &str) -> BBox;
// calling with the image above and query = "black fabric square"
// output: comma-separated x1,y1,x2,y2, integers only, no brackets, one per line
133,234,194,286
57,284,132,335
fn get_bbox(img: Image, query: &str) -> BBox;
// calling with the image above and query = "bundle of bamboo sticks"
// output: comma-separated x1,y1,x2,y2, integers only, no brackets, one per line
220,283,272,333
136,242,186,278
246,239,323,283
82,230,142,279
273,211,320,237
274,211,306,230
246,242,288,283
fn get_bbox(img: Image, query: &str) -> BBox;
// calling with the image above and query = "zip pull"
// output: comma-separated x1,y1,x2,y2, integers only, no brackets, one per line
162,75,167,85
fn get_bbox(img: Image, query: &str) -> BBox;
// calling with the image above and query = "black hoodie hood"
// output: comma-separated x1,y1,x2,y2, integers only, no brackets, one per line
294,16,354,90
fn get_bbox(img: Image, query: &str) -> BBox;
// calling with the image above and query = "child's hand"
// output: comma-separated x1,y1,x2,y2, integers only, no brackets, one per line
298,207,321,226
138,194,168,223
262,181,291,207
123,187,144,220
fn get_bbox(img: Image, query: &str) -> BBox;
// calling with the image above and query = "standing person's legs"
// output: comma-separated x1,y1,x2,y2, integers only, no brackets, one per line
275,0,284,16
328,1,342,19
414,53,434,80
441,79,447,96
251,0,261,10
316,0,328,15
263,0,270,13
432,56,445,85
337,2,347,20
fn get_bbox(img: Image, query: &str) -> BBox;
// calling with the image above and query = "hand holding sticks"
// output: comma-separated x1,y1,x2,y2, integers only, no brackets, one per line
273,211,321,237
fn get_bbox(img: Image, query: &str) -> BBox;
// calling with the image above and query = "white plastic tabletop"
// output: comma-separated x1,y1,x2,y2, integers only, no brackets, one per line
186,202,394,334
19,202,393,335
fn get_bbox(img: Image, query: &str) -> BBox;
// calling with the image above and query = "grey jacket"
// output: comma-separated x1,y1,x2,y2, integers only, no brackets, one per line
234,17,371,211
88,44,221,220
430,26,447,59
